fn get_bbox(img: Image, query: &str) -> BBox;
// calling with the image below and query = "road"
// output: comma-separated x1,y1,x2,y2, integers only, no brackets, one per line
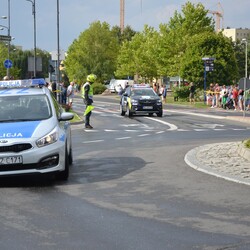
0,94,250,250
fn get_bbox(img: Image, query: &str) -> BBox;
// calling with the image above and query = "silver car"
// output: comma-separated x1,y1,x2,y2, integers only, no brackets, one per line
0,79,74,180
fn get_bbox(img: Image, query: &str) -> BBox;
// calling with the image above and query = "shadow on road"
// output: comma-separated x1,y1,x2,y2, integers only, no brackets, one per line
69,156,148,183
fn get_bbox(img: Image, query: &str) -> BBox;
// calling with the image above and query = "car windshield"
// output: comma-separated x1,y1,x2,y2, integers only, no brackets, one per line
131,88,157,97
0,95,51,122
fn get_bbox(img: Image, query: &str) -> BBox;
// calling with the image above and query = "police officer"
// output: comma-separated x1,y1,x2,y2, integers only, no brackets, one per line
82,74,97,129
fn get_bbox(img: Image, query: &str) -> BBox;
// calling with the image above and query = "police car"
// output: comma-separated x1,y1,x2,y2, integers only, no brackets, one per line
0,78,74,180
120,84,163,117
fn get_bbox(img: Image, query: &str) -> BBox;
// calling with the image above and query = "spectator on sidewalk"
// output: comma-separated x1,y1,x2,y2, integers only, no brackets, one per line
189,82,195,104
67,81,75,110
232,85,239,110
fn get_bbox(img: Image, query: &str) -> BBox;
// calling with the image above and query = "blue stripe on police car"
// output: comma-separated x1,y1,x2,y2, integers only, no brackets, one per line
0,121,41,138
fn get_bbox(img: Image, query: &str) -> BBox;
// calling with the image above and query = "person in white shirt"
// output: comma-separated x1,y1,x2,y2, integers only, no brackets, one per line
67,81,75,109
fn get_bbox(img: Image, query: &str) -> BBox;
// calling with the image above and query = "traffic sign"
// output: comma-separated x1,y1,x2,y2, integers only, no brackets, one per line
4,59,13,69
0,35,11,41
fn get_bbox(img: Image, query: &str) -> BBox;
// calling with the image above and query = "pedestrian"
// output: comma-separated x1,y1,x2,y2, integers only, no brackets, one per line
232,85,239,110
189,82,195,104
238,88,244,111
67,81,75,110
82,74,97,129
161,85,167,104
245,88,250,111
61,82,67,104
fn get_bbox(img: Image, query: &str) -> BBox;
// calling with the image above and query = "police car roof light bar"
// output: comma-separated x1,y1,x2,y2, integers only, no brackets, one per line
0,78,46,88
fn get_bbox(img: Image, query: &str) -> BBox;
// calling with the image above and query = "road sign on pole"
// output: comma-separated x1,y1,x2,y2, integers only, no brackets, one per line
0,35,11,41
4,59,13,69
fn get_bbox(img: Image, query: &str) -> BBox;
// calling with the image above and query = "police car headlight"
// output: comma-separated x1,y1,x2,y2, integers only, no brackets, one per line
36,127,58,147
131,99,138,105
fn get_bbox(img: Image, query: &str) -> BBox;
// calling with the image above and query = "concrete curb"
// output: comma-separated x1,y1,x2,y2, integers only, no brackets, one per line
237,140,250,161
184,144,250,186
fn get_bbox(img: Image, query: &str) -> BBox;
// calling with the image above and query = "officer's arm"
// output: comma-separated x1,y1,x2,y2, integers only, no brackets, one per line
84,84,90,101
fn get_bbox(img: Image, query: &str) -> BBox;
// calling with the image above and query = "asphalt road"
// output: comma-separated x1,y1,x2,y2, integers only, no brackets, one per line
0,95,250,250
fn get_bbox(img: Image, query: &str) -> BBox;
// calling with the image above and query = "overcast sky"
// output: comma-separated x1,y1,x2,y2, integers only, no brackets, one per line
0,0,249,53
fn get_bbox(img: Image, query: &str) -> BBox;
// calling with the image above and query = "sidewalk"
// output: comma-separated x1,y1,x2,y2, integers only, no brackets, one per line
185,141,250,186
179,109,250,186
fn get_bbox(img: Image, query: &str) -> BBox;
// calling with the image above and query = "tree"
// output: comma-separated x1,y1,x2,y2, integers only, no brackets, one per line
65,21,120,83
180,32,238,87
0,42,20,79
116,25,159,81
158,1,214,77
111,25,137,44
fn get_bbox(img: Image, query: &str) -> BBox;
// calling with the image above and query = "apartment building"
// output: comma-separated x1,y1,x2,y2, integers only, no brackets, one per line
222,28,250,42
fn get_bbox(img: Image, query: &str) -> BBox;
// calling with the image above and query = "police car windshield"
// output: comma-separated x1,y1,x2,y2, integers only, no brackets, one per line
131,88,157,97
0,95,51,122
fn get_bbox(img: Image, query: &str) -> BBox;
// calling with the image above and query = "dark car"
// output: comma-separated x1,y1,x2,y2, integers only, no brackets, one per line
120,84,163,117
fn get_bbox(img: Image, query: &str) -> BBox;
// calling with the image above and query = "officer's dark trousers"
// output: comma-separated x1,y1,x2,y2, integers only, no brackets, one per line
85,110,92,126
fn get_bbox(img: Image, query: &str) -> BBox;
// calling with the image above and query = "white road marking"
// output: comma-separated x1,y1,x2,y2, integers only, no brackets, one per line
195,123,224,129
115,137,131,140
144,117,178,131
138,134,150,137
82,140,104,143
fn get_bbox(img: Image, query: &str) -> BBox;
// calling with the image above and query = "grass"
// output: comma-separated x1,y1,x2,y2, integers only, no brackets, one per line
245,140,250,149
61,104,82,123
69,110,82,123
165,96,208,108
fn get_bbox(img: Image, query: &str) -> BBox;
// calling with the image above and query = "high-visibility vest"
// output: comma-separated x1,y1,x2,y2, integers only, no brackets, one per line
82,82,93,100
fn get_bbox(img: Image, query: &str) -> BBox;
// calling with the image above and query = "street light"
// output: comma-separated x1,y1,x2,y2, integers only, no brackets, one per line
1,0,11,79
26,0,36,78
242,38,248,117
0,24,10,78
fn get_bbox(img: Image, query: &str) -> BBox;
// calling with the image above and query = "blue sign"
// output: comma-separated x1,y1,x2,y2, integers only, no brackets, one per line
4,59,13,69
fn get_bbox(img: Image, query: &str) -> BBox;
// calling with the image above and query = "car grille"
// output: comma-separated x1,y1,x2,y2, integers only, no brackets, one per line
0,143,32,153
139,100,156,105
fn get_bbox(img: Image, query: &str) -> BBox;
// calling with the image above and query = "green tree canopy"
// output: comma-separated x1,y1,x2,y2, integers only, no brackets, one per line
180,32,238,86
116,25,159,81
65,21,120,83
158,1,214,77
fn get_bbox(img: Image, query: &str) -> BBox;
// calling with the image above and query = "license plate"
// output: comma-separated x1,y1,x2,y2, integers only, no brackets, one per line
0,156,23,165
143,106,153,109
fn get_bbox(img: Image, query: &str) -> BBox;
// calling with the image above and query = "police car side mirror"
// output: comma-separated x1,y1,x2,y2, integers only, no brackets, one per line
59,112,74,121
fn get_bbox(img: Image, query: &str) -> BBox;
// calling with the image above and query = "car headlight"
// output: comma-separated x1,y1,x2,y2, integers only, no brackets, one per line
131,99,138,105
157,99,162,104
36,127,58,147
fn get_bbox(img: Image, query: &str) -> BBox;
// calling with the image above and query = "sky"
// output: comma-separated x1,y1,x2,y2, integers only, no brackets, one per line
0,0,250,53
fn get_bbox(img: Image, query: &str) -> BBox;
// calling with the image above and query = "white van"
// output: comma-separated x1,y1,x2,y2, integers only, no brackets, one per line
107,79,134,93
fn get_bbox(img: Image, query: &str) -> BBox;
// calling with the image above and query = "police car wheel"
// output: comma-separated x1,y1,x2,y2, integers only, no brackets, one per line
56,146,69,181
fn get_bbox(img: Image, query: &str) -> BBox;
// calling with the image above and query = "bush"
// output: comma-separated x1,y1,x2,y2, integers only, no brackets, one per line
245,139,250,149
172,86,190,100
93,82,107,94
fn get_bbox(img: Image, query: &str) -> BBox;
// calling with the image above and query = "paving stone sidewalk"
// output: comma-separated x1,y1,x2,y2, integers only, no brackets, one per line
185,142,250,186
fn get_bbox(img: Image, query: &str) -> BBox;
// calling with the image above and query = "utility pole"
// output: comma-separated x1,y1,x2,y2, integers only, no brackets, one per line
26,0,37,78
120,0,124,34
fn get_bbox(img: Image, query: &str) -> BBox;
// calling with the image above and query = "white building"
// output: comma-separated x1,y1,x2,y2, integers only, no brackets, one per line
222,28,250,42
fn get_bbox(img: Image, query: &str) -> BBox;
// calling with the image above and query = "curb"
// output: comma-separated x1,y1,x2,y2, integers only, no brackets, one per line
237,141,250,161
184,144,250,186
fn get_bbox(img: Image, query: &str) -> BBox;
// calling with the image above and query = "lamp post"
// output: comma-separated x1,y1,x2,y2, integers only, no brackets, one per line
242,38,248,117
26,0,36,78
1,0,11,79
0,24,10,78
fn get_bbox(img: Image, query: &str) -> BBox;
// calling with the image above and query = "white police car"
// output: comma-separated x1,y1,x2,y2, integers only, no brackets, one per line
0,78,74,180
